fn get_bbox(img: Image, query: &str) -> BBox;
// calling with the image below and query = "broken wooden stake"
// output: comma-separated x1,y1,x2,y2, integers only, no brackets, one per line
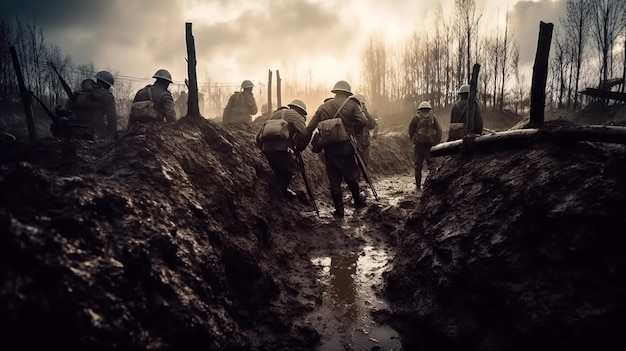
529,21,553,128
10,46,36,142
185,22,201,119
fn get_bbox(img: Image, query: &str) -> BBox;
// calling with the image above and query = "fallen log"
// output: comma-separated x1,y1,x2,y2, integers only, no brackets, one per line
431,125,626,157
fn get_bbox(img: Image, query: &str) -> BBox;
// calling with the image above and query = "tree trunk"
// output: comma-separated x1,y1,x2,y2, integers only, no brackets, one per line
185,23,201,119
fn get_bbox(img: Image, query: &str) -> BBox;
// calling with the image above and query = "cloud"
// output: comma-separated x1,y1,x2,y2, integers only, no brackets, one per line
507,0,566,64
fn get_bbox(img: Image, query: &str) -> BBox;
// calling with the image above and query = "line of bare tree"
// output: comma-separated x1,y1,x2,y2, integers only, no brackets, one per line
360,0,626,118
2,0,626,125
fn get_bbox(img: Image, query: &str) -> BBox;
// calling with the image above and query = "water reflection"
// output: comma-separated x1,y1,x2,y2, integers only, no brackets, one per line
310,245,402,350
329,251,359,326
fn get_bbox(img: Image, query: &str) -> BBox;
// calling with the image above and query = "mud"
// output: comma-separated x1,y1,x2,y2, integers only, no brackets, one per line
1,107,626,350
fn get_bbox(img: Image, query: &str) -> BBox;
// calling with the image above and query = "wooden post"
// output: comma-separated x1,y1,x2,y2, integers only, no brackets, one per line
267,69,273,114
529,21,554,127
185,22,201,119
467,63,480,135
276,70,282,107
10,46,36,142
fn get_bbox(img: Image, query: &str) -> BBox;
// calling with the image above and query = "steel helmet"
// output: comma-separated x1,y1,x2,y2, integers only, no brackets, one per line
241,80,254,89
458,84,470,94
352,93,366,104
418,101,432,110
287,99,307,114
331,80,352,95
94,71,114,87
152,69,173,83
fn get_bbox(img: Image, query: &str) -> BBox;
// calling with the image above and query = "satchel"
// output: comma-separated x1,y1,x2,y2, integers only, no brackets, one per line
130,86,159,120
316,98,351,146
259,110,289,141
448,122,465,141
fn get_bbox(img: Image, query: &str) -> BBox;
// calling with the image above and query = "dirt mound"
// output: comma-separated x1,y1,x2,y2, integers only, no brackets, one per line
0,116,414,350
384,139,626,350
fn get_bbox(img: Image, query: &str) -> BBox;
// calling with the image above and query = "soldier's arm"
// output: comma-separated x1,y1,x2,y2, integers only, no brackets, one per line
247,94,258,115
161,93,177,123
408,116,417,140
364,108,377,130
104,93,117,134
352,102,367,129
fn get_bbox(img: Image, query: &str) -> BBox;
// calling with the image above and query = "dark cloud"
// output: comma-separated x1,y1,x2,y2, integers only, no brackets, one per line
508,0,566,64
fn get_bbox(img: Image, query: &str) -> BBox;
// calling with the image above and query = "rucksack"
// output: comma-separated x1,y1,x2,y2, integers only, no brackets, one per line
260,110,290,142
316,98,351,146
412,111,437,145
129,85,159,120
317,118,349,145
73,79,100,112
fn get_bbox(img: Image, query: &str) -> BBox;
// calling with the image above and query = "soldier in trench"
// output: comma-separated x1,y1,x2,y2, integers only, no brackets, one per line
255,99,310,198
306,80,368,218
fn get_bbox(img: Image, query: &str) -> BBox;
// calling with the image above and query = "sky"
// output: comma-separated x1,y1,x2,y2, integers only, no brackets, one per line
0,0,566,93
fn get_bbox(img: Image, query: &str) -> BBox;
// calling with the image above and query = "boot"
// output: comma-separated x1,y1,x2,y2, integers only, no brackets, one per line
415,170,422,190
347,180,367,207
331,188,344,218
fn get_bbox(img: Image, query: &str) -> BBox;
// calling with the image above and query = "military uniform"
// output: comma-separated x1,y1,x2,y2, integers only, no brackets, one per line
129,84,177,124
256,107,309,197
66,79,117,138
307,96,367,217
223,90,258,124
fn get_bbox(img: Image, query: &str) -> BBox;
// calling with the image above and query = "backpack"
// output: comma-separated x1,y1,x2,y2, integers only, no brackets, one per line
317,118,349,145
316,98,351,146
129,86,159,120
72,79,100,112
412,111,438,145
260,110,290,142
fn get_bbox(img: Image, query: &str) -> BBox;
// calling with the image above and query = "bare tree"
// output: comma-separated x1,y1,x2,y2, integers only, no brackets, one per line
561,0,592,109
361,34,387,109
591,0,626,86
455,0,482,83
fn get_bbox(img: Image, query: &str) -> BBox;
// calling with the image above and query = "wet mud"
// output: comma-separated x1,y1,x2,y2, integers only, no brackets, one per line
2,109,626,350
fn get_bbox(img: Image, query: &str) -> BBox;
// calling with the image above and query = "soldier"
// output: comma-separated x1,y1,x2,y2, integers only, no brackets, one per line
408,101,442,190
222,80,258,124
65,70,117,138
448,84,483,141
307,80,368,218
128,69,177,126
350,93,377,171
255,99,310,198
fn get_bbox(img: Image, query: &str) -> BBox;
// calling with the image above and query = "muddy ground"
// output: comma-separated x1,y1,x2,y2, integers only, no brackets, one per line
1,106,626,350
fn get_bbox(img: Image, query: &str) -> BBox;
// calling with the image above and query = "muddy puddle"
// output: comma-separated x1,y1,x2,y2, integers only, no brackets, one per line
306,242,402,350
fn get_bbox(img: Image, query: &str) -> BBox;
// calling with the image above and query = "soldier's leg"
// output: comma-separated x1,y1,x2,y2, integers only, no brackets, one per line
340,153,366,207
413,145,425,189
325,153,345,217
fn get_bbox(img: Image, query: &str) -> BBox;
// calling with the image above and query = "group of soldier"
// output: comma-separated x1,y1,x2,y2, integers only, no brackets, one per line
61,69,482,219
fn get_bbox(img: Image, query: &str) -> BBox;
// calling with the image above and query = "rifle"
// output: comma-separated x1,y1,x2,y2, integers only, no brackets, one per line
349,135,379,201
30,91,93,140
293,148,320,217
48,61,76,102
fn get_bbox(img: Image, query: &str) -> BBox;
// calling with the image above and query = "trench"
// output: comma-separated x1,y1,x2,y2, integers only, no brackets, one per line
298,174,420,350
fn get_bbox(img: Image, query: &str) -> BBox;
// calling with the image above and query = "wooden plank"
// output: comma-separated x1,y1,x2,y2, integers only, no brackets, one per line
578,88,626,102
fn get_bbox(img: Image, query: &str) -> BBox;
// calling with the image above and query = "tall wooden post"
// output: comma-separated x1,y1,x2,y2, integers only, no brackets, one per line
276,70,282,107
267,69,273,114
529,21,554,127
10,46,36,142
467,63,481,135
185,22,201,119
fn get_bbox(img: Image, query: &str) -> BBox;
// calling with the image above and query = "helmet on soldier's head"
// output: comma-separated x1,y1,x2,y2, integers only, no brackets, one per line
241,80,254,89
418,101,432,110
287,99,307,114
152,69,173,83
94,71,114,87
331,80,352,95
458,84,470,94
352,93,366,105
